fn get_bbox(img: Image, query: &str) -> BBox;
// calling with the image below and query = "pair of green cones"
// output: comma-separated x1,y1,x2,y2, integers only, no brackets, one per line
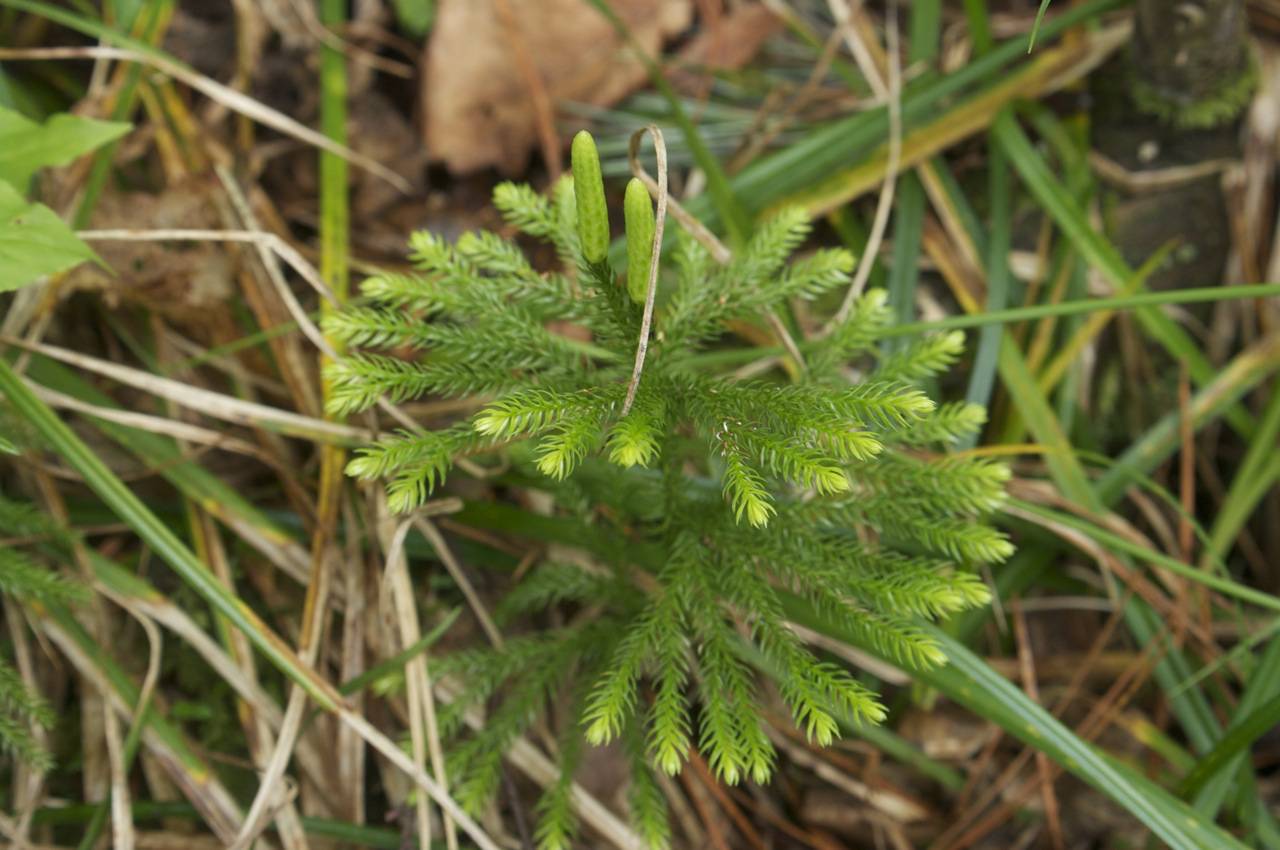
571,130,655,305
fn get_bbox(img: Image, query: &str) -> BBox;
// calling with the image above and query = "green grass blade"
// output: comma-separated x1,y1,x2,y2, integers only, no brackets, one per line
781,594,1252,850
687,0,1124,222
1188,636,1280,835
932,93,1246,792
1096,334,1280,504
1203,382,1280,569
991,110,1255,438
0,357,340,709
319,0,349,303
1181,690,1280,798
908,0,942,63
20,354,307,559
339,608,460,696
885,283,1280,337
886,175,925,348
961,130,1010,442
1009,499,1280,614
1028,0,1054,51
682,282,1280,371
996,337,1093,497
922,156,988,257
962,0,994,54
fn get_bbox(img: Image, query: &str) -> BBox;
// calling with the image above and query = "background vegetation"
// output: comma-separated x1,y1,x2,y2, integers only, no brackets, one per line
1,1,1279,848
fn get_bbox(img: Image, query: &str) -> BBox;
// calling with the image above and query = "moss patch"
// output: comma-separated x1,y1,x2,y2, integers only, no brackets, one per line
1130,57,1257,130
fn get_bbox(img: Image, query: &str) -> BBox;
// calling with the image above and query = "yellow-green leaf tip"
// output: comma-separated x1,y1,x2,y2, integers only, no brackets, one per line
655,745,684,776
624,177,655,304
608,432,657,468
571,130,609,263
739,496,775,528
583,718,614,747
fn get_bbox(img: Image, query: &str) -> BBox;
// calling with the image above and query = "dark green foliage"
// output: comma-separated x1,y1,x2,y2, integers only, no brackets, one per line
0,494,82,769
0,660,54,769
324,145,1010,848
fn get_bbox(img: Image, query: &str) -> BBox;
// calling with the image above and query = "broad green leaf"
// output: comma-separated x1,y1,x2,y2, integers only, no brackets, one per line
0,105,130,190
0,181,100,290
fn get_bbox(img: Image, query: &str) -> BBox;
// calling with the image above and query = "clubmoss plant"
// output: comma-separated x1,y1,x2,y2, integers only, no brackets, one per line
324,131,1011,848
0,493,83,769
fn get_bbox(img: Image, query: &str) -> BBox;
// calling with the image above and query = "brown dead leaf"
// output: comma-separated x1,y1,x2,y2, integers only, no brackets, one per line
422,0,693,175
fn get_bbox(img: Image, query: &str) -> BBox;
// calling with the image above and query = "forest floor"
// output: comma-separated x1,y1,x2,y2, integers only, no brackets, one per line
2,1,1280,849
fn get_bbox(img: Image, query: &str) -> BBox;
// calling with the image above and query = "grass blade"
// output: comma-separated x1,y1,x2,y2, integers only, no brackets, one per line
885,175,925,347
991,110,1255,438
679,0,1124,225
961,129,1010,441
1181,690,1280,798
0,356,340,706
782,594,1252,850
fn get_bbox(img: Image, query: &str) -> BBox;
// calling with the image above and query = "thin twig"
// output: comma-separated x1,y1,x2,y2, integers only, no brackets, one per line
212,170,425,434
78,227,333,305
1,335,372,443
0,47,409,191
228,545,332,850
35,615,246,842
215,166,326,417
628,131,730,264
194,509,312,850
827,0,902,329
29,383,265,459
102,685,132,850
413,517,504,649
622,125,670,416
1011,602,1065,850
765,311,807,374
627,125,807,373
96,590,166,850
336,500,368,824
382,519,447,850
826,0,889,102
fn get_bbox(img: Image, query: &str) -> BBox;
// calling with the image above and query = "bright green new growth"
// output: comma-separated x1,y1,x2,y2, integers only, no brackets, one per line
570,130,609,263
624,177,655,304
324,136,1010,849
